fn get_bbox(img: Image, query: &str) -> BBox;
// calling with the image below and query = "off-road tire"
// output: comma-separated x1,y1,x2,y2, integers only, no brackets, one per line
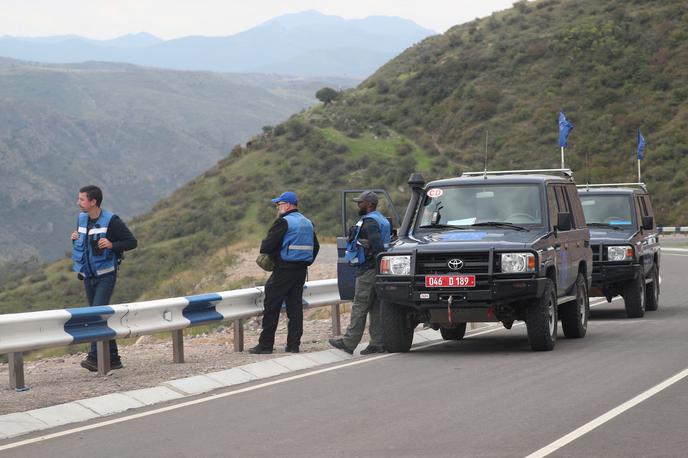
440,323,467,341
623,273,646,318
560,273,589,338
645,264,660,311
526,278,557,351
380,301,414,352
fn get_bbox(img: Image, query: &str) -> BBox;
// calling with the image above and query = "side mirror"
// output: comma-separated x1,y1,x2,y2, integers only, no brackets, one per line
556,212,572,231
642,216,654,231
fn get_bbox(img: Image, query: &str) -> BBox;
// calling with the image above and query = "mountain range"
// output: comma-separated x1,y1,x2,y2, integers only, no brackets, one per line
0,56,354,262
0,11,436,78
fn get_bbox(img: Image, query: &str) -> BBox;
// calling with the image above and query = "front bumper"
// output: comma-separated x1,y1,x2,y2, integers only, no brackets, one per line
591,263,642,287
376,276,548,312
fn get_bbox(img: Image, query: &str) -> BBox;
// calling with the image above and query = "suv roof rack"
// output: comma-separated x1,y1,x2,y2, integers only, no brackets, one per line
462,168,573,178
576,182,647,191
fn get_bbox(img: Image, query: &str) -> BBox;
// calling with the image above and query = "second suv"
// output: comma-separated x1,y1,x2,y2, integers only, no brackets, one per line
577,184,660,317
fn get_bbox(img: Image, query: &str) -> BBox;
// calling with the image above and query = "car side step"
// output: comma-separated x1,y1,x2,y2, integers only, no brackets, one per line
556,295,577,305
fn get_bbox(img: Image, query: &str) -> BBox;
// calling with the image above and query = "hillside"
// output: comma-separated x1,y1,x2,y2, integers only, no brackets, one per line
0,57,354,262
0,11,435,79
1,0,687,315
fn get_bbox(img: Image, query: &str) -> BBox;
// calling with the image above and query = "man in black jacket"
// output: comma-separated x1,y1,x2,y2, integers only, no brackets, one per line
249,191,320,354
71,185,137,371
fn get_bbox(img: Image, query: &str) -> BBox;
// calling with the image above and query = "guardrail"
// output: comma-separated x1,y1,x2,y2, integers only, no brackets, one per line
658,226,688,234
0,279,345,390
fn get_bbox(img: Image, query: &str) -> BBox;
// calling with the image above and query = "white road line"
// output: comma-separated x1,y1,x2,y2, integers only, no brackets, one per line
663,253,688,257
525,367,688,458
0,297,616,452
662,247,688,253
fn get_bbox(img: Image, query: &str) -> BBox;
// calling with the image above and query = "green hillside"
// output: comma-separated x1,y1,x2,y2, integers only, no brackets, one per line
1,0,687,314
0,58,354,263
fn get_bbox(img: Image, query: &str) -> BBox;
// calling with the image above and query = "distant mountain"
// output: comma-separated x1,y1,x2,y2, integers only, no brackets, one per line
0,11,435,78
0,57,355,262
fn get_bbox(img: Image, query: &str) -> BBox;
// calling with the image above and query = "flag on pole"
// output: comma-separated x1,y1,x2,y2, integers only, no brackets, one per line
558,111,574,147
637,128,646,160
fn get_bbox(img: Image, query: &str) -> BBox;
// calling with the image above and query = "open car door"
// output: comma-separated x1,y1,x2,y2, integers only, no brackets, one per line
337,189,401,300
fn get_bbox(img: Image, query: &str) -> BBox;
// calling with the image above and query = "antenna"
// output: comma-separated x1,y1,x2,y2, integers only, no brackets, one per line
483,130,489,179
586,150,590,190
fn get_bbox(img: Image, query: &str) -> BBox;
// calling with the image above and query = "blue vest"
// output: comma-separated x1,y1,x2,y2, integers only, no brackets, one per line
280,212,315,263
72,209,117,277
345,210,392,266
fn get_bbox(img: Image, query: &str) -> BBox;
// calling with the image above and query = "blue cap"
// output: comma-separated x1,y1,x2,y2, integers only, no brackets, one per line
271,191,298,205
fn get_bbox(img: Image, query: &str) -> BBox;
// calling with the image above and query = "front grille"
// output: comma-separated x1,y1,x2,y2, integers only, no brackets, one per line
591,245,603,262
415,252,490,275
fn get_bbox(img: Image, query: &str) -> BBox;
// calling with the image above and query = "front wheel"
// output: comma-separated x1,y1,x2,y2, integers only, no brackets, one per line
526,278,557,351
560,273,589,338
645,264,660,311
623,273,645,318
380,301,414,352
440,323,467,340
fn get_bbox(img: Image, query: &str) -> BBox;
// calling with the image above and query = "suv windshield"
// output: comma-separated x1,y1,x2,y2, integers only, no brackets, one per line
417,184,544,229
580,194,634,227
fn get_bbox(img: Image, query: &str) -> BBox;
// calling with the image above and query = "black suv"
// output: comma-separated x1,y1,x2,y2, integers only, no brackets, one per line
577,184,660,318
365,170,592,352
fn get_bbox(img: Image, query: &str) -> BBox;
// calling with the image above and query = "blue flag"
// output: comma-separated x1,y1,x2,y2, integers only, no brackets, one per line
637,128,646,160
558,111,574,147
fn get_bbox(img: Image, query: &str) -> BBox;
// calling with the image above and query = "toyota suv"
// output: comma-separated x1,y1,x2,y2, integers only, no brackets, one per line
577,184,660,317
340,170,593,352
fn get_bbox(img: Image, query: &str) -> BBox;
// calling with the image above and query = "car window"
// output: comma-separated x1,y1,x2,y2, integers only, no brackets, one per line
579,194,634,226
417,184,544,227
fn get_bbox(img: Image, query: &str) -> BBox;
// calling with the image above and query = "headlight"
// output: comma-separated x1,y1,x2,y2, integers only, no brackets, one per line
500,253,536,273
607,245,633,261
380,255,411,275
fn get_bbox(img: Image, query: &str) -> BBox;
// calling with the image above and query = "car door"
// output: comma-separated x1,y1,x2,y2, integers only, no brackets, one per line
564,183,591,286
636,194,655,276
337,189,401,300
551,184,574,294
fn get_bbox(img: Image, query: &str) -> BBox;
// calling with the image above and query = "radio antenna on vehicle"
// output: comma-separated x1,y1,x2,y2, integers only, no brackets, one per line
483,130,489,179
585,150,590,190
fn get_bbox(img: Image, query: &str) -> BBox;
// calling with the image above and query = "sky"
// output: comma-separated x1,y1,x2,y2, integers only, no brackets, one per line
1,0,518,40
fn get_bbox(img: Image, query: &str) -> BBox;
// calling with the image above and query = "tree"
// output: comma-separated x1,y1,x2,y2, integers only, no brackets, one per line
316,87,339,105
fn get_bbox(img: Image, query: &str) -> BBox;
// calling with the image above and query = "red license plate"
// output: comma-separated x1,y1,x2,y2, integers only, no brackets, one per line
424,275,476,288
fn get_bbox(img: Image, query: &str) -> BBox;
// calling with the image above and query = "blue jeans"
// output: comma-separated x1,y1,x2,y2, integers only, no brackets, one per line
84,272,119,361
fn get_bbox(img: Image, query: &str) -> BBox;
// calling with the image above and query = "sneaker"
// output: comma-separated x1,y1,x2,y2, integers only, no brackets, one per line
328,338,354,354
111,359,124,370
360,345,385,355
80,357,98,372
284,345,300,353
248,345,273,354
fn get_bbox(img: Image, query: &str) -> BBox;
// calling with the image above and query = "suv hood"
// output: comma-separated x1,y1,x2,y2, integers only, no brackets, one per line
588,227,637,244
390,228,547,252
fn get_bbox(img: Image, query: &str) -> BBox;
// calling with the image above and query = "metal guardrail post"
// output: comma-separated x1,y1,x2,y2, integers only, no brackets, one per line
9,352,25,390
233,319,244,352
331,304,341,336
96,340,111,375
172,329,184,363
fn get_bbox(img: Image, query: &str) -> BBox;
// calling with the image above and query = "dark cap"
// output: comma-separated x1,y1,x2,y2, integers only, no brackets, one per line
352,190,378,205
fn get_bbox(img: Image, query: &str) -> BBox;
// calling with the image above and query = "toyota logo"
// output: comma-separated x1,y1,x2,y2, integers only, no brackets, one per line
447,258,464,271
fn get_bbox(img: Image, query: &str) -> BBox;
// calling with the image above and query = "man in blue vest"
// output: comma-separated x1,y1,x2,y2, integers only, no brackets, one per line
249,191,319,354
70,185,137,371
330,190,391,355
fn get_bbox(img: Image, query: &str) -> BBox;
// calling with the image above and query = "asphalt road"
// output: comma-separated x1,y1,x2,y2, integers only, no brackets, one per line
2,252,687,457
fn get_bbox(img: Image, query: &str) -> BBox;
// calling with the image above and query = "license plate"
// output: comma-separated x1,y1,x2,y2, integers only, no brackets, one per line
424,275,476,288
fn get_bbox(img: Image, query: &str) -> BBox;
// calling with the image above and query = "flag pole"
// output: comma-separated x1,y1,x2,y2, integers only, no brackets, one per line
637,158,641,183
561,146,565,169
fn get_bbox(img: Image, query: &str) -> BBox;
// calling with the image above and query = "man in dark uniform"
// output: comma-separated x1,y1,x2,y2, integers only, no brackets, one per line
249,191,319,354
71,185,137,371
330,191,391,355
